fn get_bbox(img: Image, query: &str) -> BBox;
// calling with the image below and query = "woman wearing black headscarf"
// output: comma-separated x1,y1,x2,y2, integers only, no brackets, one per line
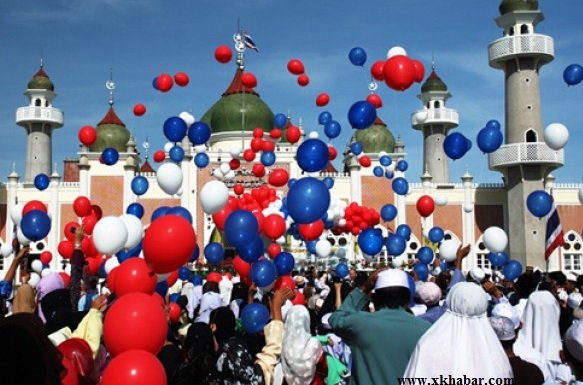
171,322,217,385
210,306,236,348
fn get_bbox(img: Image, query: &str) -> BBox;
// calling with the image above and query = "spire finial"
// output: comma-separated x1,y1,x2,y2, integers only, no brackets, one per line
40,48,44,69
106,67,116,106
142,135,150,160
431,53,436,72
233,23,246,71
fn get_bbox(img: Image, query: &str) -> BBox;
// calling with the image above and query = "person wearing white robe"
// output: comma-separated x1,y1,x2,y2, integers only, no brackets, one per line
404,281,513,379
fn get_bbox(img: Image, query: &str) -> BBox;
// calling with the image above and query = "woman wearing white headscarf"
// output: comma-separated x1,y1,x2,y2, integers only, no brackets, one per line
281,305,323,385
404,282,513,379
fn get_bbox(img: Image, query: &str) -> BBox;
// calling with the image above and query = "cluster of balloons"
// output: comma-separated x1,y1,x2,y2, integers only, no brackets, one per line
563,64,583,86
152,72,190,92
370,46,425,91
333,202,380,236
287,59,309,87
476,120,503,154
444,132,472,160
373,153,398,179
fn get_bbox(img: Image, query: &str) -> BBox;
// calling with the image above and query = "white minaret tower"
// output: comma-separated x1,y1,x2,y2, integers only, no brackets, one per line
16,62,64,182
488,0,563,268
411,64,459,183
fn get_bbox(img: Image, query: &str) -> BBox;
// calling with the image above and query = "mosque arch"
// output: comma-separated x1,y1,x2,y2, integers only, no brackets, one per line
525,129,537,143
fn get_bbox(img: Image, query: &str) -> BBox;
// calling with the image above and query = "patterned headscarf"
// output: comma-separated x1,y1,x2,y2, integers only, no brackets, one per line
215,337,264,385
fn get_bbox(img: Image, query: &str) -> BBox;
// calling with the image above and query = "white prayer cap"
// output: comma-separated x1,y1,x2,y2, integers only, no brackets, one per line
565,320,583,363
566,272,578,282
490,316,516,341
231,276,241,284
416,282,442,306
469,267,485,283
491,302,520,329
374,269,410,291
321,313,332,330
568,292,583,310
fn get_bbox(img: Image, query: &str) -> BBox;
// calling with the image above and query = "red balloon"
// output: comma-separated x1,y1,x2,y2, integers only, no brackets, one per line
59,272,71,288
174,72,189,87
253,128,264,138
243,149,256,162
252,163,266,178
411,59,426,83
82,214,98,235
101,349,167,385
267,243,282,258
61,357,79,385
270,128,281,140
359,155,371,167
156,74,173,92
168,302,181,323
86,256,101,275
250,138,263,152
207,272,222,284
371,60,385,81
291,290,305,306
212,206,233,231
166,270,179,287
107,266,119,293
262,140,275,153
143,215,196,274
78,126,97,147
103,293,167,356
383,55,415,91
366,93,383,108
264,214,286,240
73,196,92,217
297,74,310,87
152,150,165,163
253,212,265,233
241,72,257,88
224,272,233,281
90,205,103,220
233,184,244,195
274,275,295,291
63,221,78,242
416,195,435,218
40,250,52,265
58,338,94,379
58,240,75,259
229,159,241,170
81,236,97,258
268,168,289,187
22,200,47,216
133,104,146,117
328,145,337,160
287,59,305,75
115,258,157,296
233,256,251,278
299,220,324,241
215,45,233,64
316,93,330,107
286,125,301,144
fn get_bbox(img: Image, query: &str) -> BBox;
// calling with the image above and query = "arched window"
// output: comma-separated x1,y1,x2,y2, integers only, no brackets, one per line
526,129,537,143
520,24,529,35
34,99,41,107
508,27,514,36
426,102,431,109
434,101,441,109
562,231,583,273
45,100,49,107
405,234,421,263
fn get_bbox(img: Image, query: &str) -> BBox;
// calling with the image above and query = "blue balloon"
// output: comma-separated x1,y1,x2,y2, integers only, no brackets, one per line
225,210,259,248
414,263,429,281
163,116,187,142
194,152,210,168
385,170,394,179
386,233,407,256
241,303,270,334
188,121,211,145
169,145,185,162
443,132,470,160
324,120,341,138
168,206,193,223
336,263,349,279
486,120,501,131
131,175,149,196
527,190,553,218
155,280,169,297
396,224,411,241
296,139,329,172
102,148,119,165
488,251,509,267
152,77,159,90
323,177,334,189
190,274,203,286
178,266,191,281
34,173,50,191
465,137,472,152
428,227,445,243
286,177,330,224
397,160,408,172
261,151,276,166
350,142,363,155
126,202,145,219
392,177,409,195
189,244,200,263
274,113,288,129
169,293,181,303
503,260,523,281
318,112,333,126
348,100,377,129
20,210,51,241
563,64,583,86
348,47,367,66
306,240,317,255
476,127,503,154
237,235,264,263
373,166,384,177
151,206,171,222
358,228,384,256
379,155,392,167
417,246,434,264
380,204,397,222
118,241,142,262
204,242,224,265
274,252,295,275
251,259,277,288
287,178,296,189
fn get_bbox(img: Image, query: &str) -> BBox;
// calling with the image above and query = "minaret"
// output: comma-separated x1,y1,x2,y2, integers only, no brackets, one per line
411,64,459,183
488,0,563,268
16,62,64,182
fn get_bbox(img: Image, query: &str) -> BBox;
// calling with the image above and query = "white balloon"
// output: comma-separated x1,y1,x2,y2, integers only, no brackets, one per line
200,180,229,214
119,214,144,250
578,186,583,205
176,187,183,197
224,170,236,180
362,253,374,262
439,239,460,262
338,218,347,227
212,169,223,178
308,131,319,139
31,259,44,274
483,226,508,253
10,203,23,225
435,194,448,206
17,227,31,246
28,272,41,288
391,255,405,268
164,142,174,153
157,272,171,283
41,268,52,278
544,123,569,151
157,162,183,195
414,110,428,123
220,162,231,175
93,216,128,255
463,204,474,213
316,239,332,258
194,145,206,153
387,46,407,58
230,148,242,159
104,257,120,274
0,243,12,258
336,248,346,259
179,111,195,127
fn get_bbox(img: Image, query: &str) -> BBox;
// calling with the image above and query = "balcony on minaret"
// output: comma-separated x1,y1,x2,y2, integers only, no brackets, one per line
488,34,554,68
488,142,563,170
411,108,459,129
16,106,64,128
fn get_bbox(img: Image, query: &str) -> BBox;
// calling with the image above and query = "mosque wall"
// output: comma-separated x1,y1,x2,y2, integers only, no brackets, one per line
433,205,463,238
361,176,395,209
59,203,77,238
474,204,504,239
90,176,124,216
139,198,181,225
63,160,80,182
557,205,583,235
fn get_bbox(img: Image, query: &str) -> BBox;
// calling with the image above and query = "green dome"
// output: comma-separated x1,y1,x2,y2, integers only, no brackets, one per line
27,68,54,91
499,0,538,14
201,69,274,134
421,71,448,93
352,117,395,154
90,107,130,152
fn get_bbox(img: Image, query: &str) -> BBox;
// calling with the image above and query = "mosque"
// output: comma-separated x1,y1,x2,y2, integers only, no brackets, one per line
0,0,582,278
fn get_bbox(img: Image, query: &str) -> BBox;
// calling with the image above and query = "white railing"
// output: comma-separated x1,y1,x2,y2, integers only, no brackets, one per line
16,106,64,126
488,142,564,169
319,172,350,178
411,108,459,127
488,34,554,67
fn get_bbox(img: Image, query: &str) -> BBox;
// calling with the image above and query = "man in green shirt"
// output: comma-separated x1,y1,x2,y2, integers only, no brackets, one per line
329,269,430,385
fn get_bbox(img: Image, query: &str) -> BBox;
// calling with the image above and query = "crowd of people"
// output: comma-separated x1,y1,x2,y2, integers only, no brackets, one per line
1,233,583,385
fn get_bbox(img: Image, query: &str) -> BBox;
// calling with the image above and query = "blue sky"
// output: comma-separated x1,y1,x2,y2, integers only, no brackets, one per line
0,0,582,184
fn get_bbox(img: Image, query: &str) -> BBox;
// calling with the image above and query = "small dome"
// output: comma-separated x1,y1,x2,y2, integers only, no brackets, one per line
351,117,395,154
27,67,54,91
421,70,448,93
499,0,538,15
90,107,131,152
201,69,274,134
